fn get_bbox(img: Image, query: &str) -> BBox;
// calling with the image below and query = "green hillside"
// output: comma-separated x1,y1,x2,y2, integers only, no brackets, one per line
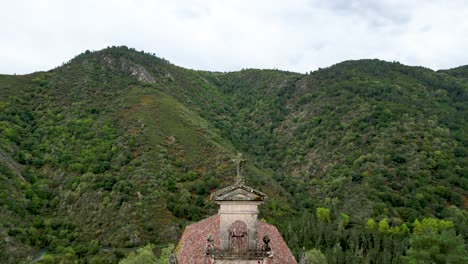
0,47,466,263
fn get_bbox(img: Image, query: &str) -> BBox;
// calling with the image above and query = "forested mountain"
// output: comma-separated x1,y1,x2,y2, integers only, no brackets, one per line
0,46,466,263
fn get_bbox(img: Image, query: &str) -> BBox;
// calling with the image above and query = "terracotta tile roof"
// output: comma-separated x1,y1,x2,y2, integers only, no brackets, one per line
176,214,297,264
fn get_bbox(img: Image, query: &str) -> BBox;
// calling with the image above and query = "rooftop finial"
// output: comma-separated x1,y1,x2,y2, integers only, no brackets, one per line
233,153,246,185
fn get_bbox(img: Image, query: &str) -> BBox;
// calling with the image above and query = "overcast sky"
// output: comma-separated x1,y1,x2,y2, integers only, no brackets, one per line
1,0,468,74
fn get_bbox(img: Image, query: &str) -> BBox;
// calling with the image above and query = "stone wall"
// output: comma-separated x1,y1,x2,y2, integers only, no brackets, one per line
213,258,271,264
217,201,262,251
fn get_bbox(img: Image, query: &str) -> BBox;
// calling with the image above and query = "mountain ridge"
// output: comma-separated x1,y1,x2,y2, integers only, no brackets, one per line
0,46,466,263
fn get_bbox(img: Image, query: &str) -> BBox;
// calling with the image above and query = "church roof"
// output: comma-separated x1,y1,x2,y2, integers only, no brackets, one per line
176,214,296,264
210,182,267,201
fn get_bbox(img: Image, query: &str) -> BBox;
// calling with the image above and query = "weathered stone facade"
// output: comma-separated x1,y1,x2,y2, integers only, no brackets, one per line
176,154,297,264
175,155,296,263
214,186,266,252
176,214,296,263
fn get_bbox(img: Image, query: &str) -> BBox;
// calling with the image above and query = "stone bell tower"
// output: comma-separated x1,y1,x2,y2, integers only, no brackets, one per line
210,153,267,255
175,153,297,263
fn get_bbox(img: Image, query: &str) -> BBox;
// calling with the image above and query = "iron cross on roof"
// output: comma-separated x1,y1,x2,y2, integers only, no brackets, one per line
233,153,246,185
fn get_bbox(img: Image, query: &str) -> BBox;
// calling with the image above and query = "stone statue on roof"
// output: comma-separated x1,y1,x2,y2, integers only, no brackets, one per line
232,153,246,185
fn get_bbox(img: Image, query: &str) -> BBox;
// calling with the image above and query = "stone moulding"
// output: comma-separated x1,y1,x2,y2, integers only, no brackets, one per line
211,250,272,259
211,183,267,201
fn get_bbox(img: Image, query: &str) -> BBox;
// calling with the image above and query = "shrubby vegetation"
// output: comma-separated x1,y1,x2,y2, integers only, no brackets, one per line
277,208,467,263
0,47,466,263
118,244,173,264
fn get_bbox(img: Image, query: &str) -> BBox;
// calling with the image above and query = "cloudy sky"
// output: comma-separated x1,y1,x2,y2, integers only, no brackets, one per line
1,0,468,74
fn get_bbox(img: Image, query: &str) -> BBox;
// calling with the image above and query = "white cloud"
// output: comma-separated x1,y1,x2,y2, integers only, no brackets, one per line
1,0,467,74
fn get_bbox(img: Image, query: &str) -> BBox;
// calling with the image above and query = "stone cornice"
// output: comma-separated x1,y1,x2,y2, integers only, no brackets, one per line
211,183,267,201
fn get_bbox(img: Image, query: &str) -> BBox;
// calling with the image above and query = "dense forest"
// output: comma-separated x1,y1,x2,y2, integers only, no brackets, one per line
0,46,466,263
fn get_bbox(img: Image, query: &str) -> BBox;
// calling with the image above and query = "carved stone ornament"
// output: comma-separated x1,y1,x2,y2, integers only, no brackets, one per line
232,153,246,185
262,235,271,252
228,220,248,252
204,234,216,256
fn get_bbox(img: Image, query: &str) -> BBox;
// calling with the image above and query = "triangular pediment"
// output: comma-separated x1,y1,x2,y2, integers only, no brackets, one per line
211,184,267,201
